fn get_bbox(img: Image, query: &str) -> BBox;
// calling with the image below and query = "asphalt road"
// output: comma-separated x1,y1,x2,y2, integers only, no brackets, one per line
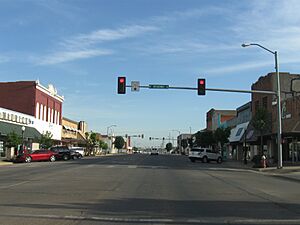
0,154,299,225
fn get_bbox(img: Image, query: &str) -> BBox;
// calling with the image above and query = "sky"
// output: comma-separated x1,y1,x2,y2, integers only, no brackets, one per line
1,0,300,148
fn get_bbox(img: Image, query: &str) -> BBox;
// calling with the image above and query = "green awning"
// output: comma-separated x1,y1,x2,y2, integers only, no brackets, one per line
0,121,41,139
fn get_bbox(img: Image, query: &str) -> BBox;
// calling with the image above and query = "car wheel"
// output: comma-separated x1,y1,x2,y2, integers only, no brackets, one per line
217,157,222,164
25,156,32,163
78,154,82,159
63,154,69,161
190,158,196,163
50,155,56,162
202,156,208,163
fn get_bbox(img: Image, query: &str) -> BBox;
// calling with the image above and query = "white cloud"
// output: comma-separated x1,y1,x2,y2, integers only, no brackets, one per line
62,25,159,50
37,49,113,65
37,24,159,65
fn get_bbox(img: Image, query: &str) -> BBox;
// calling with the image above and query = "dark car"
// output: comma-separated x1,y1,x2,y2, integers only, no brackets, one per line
50,146,71,161
15,150,57,163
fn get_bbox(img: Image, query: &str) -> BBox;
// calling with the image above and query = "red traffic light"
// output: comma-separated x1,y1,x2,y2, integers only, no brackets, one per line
197,78,206,95
117,77,126,94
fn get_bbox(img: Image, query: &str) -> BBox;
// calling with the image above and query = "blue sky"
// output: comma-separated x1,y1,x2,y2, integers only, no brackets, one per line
1,0,300,147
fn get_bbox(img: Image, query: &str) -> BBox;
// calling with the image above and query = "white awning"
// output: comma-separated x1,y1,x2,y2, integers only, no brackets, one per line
229,122,249,143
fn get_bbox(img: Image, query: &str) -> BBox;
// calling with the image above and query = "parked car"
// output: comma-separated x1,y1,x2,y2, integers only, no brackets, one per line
50,146,71,161
69,147,84,158
15,150,57,163
70,149,83,159
188,147,222,163
150,148,159,155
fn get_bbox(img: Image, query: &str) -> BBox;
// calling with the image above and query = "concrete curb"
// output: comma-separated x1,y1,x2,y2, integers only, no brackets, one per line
0,161,13,166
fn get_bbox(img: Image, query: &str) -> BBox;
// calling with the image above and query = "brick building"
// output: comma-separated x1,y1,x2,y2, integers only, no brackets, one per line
206,109,237,131
249,72,300,162
0,80,64,140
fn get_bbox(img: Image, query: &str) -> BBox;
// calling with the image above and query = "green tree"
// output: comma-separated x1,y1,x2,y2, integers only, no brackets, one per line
6,131,22,148
194,130,215,147
102,142,108,150
166,142,173,151
214,127,231,149
39,131,53,149
252,107,271,156
114,136,125,152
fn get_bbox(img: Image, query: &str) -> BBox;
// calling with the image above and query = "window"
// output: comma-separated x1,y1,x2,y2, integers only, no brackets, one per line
255,100,259,112
44,105,46,121
36,103,39,118
48,107,51,122
236,128,244,136
40,104,43,120
262,96,268,109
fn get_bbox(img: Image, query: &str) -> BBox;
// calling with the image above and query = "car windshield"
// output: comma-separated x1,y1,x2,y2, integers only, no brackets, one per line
1,1,300,225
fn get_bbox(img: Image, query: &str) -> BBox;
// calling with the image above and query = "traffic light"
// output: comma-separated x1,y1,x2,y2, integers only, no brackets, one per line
149,137,152,140
117,77,126,94
197,78,206,95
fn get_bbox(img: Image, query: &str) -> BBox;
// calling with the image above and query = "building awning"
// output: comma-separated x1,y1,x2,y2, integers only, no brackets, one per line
63,125,77,132
0,121,41,139
229,122,249,143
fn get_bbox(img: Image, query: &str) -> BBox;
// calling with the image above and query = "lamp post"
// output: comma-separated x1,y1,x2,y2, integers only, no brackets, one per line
21,126,25,155
106,125,116,154
242,43,283,169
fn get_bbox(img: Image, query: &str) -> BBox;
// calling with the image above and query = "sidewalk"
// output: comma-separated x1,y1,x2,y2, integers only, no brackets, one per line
0,157,13,166
224,159,300,182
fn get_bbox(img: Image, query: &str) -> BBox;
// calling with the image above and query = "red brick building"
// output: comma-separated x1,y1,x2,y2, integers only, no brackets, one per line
250,72,300,162
0,80,64,140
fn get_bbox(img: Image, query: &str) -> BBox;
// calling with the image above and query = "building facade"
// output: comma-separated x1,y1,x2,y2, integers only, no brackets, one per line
61,118,87,145
0,107,41,158
250,72,300,162
0,81,64,140
227,102,252,160
206,109,237,131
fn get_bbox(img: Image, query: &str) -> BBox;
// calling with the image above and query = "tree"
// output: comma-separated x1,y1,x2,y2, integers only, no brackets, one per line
114,136,125,152
6,131,22,148
39,131,53,149
166,142,173,151
252,107,270,156
194,130,215,148
214,127,231,149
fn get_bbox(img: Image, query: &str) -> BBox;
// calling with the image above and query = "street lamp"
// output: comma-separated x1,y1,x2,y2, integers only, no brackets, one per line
242,43,283,169
21,126,25,155
106,125,116,154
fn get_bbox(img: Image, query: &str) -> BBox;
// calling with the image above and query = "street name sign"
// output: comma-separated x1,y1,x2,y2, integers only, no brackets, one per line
149,84,169,89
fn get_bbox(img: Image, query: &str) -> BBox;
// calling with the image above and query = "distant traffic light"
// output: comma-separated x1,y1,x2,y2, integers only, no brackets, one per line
118,77,126,94
149,137,152,140
197,78,206,95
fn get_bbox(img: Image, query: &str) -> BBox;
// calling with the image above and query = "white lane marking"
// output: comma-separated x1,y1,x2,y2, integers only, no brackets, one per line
0,213,299,224
128,165,137,168
107,165,115,168
0,181,30,189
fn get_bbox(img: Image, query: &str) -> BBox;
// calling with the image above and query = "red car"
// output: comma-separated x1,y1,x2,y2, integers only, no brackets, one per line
15,150,57,163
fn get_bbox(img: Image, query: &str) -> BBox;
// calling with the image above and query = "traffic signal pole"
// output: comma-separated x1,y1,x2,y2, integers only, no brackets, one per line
126,84,276,95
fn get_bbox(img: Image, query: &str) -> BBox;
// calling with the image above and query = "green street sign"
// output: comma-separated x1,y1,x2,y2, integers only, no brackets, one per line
149,84,169,89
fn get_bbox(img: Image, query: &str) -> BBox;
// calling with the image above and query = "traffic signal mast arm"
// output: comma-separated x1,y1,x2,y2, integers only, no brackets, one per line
126,84,276,95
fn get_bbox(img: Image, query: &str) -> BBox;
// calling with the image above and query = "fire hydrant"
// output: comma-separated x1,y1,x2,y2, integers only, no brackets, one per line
261,155,267,168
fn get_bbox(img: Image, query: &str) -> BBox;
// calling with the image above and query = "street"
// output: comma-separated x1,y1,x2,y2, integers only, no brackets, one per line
0,154,299,225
